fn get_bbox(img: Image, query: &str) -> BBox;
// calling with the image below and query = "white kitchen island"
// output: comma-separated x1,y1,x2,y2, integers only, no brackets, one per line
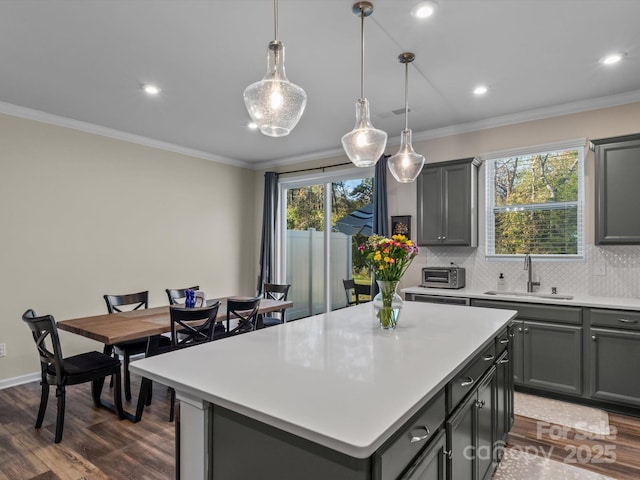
131,301,516,480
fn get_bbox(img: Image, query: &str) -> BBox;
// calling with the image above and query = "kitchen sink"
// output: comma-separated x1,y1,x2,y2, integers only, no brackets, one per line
483,290,574,300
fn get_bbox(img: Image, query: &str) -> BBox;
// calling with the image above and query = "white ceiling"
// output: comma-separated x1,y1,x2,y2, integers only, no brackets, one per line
1,0,640,169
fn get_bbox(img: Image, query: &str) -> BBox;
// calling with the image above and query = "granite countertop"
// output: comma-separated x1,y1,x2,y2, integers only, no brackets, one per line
402,286,640,311
130,301,516,458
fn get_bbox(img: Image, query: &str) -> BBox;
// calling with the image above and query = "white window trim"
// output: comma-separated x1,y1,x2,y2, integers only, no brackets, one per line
484,140,586,261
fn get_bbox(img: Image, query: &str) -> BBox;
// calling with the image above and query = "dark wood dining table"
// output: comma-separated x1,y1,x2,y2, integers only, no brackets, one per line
57,297,293,345
56,297,293,422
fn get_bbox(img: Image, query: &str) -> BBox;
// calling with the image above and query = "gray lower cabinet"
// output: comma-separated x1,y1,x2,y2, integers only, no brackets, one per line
593,133,640,244
588,308,640,407
417,158,479,247
399,430,447,480
446,367,497,480
472,300,583,396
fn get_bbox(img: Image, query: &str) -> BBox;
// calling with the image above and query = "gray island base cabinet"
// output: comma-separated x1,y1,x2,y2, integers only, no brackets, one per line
130,302,516,480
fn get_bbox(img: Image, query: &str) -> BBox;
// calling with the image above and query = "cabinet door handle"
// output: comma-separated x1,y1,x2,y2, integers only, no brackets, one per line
499,358,510,364
518,327,523,332
619,318,638,324
475,399,486,409
524,328,529,333
483,354,495,362
500,339,509,344
442,236,446,240
443,449,453,460
592,335,597,341
409,426,430,443
460,377,474,387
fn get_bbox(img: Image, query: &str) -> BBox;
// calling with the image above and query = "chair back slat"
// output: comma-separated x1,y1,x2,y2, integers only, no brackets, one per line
104,291,149,313
170,302,221,345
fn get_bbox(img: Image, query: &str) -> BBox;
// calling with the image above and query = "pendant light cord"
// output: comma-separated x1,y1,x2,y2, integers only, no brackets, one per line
274,0,279,41
404,61,409,131
360,9,365,99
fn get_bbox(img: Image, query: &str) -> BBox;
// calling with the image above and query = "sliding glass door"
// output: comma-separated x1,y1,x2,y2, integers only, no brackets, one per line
279,168,373,320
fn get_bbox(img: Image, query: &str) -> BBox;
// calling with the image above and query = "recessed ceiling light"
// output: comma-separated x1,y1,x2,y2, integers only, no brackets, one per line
411,1,439,19
600,52,626,65
248,122,258,130
473,85,488,96
142,84,161,96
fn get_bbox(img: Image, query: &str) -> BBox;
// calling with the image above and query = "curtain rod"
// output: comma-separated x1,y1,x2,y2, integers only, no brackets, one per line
276,161,353,176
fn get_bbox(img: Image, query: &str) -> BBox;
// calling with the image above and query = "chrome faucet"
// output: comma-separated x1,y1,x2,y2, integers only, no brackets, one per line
524,254,540,293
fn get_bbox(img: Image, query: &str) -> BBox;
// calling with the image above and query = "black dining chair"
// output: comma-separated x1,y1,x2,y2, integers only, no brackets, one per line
226,297,261,334
170,302,221,346
103,291,170,401
343,279,371,306
258,283,291,328
165,286,200,305
22,309,124,443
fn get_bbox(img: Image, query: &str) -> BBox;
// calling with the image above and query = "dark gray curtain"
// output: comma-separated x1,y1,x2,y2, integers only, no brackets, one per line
373,155,389,236
371,155,389,295
257,172,279,295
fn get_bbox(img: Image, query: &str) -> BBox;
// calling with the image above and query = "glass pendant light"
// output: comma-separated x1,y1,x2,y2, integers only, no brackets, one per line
388,52,425,183
341,1,387,167
243,0,307,137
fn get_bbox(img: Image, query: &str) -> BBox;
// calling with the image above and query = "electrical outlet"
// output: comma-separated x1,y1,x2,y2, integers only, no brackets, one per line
0,343,5,358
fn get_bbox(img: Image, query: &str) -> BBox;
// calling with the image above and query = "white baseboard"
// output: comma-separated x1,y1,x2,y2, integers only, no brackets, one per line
0,372,40,390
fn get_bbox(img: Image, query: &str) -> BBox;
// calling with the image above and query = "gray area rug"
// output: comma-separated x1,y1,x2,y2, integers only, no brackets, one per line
493,448,617,480
514,392,610,435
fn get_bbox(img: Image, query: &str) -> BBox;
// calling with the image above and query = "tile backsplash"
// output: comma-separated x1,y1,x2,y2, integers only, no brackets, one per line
423,244,640,299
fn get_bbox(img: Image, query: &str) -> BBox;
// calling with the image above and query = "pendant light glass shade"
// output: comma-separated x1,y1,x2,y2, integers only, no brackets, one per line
343,2,387,167
341,98,388,167
243,1,306,137
388,129,424,182
388,52,424,182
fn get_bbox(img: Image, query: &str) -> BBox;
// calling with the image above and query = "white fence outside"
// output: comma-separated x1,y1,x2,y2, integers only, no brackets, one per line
285,229,352,320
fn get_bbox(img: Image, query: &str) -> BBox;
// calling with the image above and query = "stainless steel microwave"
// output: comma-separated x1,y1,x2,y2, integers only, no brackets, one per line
421,267,466,289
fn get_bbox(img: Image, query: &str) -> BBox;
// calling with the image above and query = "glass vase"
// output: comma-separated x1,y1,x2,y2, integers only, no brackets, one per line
373,280,403,329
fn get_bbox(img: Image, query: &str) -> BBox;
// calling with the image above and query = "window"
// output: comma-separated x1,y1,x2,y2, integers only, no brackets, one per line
485,142,584,258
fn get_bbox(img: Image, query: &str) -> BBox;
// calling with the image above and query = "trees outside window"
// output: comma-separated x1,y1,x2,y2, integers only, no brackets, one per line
486,148,583,257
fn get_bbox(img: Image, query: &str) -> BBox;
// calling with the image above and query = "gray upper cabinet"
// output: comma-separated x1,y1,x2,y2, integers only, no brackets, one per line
594,133,640,244
417,158,479,247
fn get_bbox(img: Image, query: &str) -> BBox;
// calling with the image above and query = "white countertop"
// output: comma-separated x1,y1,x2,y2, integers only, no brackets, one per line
130,301,516,458
402,286,640,311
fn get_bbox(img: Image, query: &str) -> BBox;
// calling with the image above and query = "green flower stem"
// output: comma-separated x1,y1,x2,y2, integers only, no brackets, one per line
376,280,399,329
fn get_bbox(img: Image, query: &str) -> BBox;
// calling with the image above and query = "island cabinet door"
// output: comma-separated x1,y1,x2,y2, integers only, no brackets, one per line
476,368,496,480
398,429,447,480
494,350,510,463
446,391,475,480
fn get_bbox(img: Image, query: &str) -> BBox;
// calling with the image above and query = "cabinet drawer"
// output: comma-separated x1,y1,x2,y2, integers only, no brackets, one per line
377,389,445,480
589,308,640,331
496,327,510,355
448,343,495,412
472,299,582,324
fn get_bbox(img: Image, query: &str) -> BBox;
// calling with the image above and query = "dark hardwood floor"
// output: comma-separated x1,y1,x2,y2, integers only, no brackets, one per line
0,376,175,480
2,377,639,480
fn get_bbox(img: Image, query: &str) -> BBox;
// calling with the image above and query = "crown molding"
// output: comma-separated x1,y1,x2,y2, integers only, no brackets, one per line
409,89,640,144
0,101,250,169
3,88,640,171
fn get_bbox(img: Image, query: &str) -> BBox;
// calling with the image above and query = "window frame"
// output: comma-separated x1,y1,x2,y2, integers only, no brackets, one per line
483,140,586,261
